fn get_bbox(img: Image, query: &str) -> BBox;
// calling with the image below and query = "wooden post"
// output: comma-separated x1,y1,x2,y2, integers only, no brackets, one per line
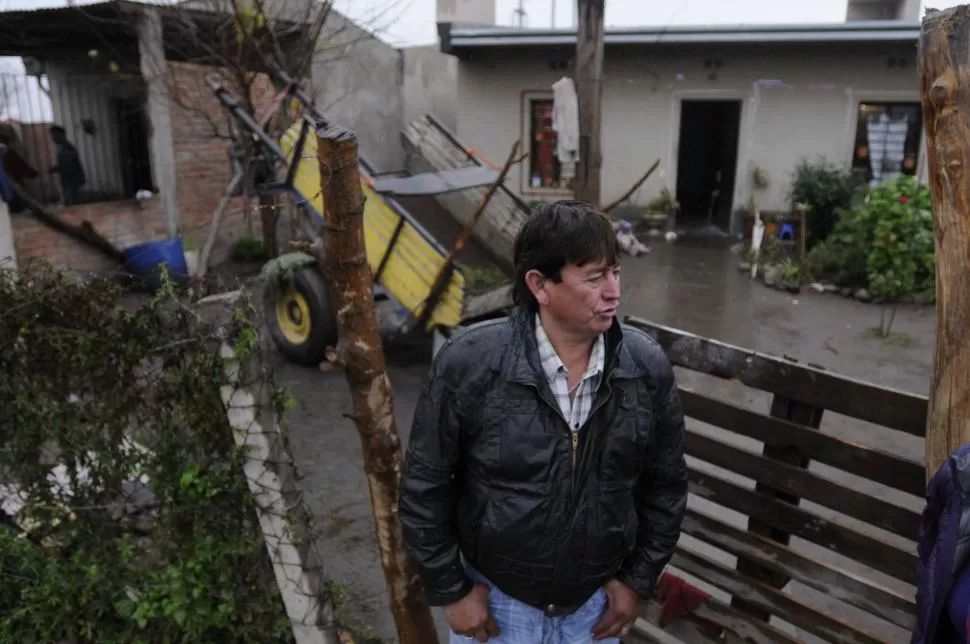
574,0,605,205
316,124,440,644
732,393,823,621
919,6,970,479
259,194,279,258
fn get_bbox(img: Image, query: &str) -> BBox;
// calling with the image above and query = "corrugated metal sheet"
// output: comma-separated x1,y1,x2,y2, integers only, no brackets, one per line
370,165,501,197
0,1,173,15
444,20,921,51
402,114,531,269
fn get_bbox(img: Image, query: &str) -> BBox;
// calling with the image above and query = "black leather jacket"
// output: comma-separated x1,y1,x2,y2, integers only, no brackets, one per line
399,310,687,612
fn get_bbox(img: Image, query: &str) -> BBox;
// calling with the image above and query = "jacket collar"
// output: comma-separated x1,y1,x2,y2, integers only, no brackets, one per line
502,308,644,385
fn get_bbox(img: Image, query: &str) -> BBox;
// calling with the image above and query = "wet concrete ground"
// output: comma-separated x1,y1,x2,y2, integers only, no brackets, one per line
280,241,934,643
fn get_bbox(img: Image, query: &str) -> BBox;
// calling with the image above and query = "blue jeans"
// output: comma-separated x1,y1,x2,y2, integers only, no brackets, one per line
449,566,620,644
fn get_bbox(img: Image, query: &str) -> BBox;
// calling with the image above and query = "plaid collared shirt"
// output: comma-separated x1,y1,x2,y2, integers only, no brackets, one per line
534,315,606,432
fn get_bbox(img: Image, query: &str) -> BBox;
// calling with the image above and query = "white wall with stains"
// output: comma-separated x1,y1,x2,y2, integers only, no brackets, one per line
452,42,921,231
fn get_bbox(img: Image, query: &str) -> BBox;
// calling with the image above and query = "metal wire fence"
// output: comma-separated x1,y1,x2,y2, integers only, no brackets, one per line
0,263,340,643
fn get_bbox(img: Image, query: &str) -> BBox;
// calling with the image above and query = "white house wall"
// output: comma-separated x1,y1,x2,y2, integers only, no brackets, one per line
454,44,920,227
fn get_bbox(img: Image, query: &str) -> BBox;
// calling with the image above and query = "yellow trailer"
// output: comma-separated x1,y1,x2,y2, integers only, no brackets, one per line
209,77,513,366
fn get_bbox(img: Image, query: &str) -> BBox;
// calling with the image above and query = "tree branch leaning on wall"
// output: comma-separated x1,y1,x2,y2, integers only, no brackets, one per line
6,176,126,264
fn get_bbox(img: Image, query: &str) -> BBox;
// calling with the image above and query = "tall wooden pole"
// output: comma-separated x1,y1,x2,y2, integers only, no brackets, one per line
316,124,440,644
919,5,970,480
574,0,605,205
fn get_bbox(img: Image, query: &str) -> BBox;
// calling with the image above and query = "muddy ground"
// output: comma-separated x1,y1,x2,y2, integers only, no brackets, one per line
279,242,934,643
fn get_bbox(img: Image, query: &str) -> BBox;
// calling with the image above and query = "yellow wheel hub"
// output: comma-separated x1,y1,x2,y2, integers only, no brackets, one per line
276,289,311,345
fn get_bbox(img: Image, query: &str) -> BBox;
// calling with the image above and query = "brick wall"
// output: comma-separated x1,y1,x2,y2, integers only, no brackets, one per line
168,62,276,265
12,197,166,275
14,62,287,276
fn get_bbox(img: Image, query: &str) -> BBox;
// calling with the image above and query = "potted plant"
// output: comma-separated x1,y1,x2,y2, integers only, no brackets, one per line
642,187,678,233
779,259,801,293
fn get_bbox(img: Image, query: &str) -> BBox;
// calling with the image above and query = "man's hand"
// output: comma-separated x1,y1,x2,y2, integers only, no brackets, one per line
592,579,641,641
443,582,500,642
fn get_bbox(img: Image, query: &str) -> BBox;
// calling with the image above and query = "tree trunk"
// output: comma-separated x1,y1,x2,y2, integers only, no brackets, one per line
316,124,440,644
919,6,970,479
574,0,605,206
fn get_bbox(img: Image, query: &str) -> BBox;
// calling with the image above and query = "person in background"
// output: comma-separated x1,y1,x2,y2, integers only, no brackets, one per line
49,126,85,207
912,443,970,643
400,201,688,643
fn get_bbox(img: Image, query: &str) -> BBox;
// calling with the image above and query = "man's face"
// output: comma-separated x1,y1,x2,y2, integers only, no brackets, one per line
539,259,622,336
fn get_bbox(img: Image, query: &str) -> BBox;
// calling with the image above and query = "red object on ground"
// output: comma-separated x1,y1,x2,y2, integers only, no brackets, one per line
654,572,711,627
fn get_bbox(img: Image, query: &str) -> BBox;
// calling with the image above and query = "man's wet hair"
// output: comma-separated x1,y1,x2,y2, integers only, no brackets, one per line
512,200,619,312
49,126,66,137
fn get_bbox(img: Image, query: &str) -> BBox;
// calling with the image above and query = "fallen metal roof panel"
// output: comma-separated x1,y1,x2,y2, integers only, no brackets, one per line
370,165,501,197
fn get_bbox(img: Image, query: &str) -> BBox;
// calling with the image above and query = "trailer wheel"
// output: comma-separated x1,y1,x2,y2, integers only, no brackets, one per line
264,265,337,366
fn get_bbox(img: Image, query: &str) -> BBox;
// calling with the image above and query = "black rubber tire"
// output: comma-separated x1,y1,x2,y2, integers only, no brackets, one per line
264,265,338,366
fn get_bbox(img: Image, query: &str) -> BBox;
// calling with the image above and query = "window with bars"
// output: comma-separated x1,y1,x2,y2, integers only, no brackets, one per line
851,102,922,188
527,98,566,190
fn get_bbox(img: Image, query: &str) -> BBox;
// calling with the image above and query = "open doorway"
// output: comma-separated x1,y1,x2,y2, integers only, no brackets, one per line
675,99,742,232
116,97,154,197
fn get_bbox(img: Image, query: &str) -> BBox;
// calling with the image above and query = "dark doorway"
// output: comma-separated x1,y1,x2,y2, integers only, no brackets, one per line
675,99,742,232
116,97,154,197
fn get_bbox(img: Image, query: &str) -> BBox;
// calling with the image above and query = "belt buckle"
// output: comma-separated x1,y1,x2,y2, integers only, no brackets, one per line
543,603,577,618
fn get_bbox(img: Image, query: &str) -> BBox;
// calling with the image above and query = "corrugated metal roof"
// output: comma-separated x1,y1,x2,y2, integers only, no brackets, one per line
0,0,173,15
442,20,920,52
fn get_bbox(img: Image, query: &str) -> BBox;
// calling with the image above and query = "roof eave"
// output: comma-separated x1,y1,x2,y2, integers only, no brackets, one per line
440,21,920,54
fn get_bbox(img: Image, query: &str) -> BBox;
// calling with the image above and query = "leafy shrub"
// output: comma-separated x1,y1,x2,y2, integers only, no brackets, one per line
0,263,293,643
863,178,935,301
807,176,935,299
789,159,865,248
231,235,269,263
461,265,508,291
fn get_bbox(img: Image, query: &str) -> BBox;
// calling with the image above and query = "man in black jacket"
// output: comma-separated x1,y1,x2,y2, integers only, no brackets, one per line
400,201,687,643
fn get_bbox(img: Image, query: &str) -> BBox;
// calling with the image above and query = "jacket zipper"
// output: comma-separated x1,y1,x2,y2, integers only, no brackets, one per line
526,360,620,502
526,383,571,467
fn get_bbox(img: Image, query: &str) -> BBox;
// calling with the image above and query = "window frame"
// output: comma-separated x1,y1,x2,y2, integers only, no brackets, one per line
519,90,574,199
850,99,923,187
842,90,927,186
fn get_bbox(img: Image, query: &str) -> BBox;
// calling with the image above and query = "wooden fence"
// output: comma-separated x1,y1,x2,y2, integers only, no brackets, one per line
624,317,925,644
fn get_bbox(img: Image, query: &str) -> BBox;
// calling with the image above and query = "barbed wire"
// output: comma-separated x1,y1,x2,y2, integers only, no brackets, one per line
0,263,341,643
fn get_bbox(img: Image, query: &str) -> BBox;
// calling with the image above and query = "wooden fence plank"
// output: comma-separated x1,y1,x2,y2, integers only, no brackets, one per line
686,431,922,541
687,470,918,585
679,389,926,497
671,548,889,644
643,595,802,644
681,509,916,630
624,317,928,436
732,393,824,619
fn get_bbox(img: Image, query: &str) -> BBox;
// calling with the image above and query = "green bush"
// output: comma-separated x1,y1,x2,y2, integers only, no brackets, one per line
789,158,865,248
461,265,508,291
0,263,293,643
863,178,935,301
807,176,935,300
231,235,269,263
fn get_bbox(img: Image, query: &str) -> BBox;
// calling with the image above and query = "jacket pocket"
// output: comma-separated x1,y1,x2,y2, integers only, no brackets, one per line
479,490,554,562
599,403,651,482
584,479,637,577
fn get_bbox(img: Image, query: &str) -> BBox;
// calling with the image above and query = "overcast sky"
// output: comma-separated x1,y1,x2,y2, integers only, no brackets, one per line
0,0,965,46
